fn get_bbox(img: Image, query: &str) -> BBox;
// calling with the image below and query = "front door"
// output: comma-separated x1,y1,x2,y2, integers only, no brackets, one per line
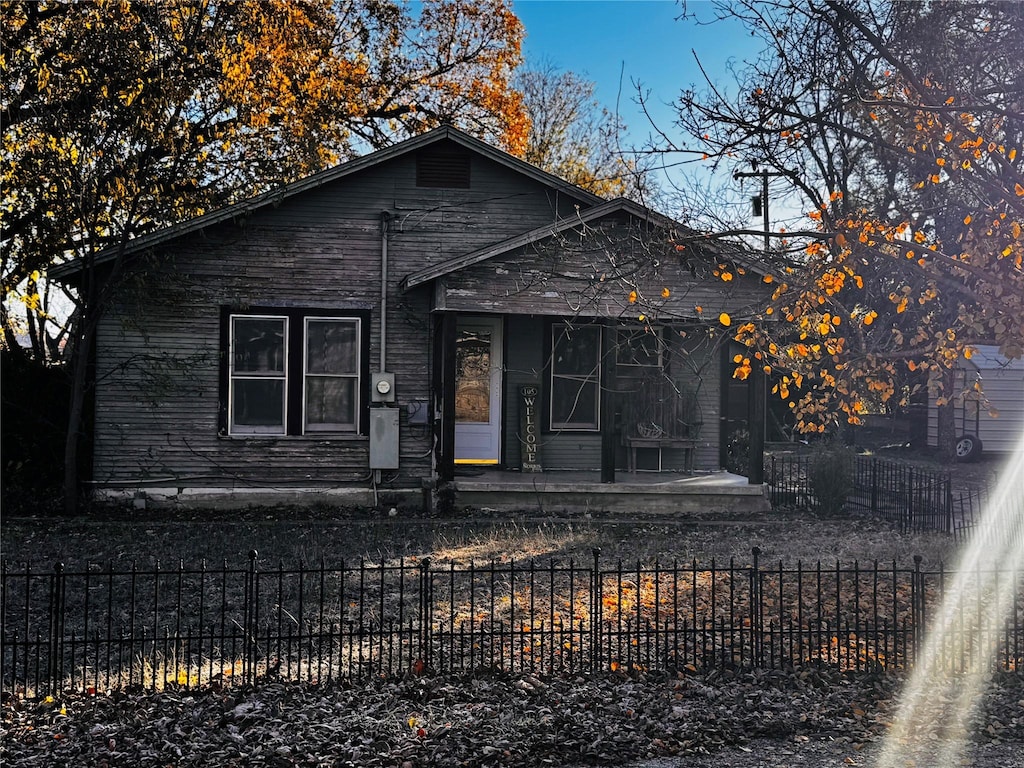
454,316,503,464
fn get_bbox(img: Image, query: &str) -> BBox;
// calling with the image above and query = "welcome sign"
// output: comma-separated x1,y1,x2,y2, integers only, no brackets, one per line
519,384,542,472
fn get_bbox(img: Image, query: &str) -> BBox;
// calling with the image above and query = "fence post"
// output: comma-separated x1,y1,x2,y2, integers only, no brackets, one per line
47,562,65,695
244,550,258,684
870,458,878,514
911,554,924,664
750,547,762,667
591,548,601,673
944,477,953,534
418,558,432,670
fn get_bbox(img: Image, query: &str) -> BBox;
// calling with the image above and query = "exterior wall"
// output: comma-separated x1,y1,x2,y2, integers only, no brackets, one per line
90,143,593,495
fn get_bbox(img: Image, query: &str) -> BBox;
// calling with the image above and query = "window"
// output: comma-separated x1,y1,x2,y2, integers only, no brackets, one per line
224,308,367,436
550,324,602,430
617,326,664,368
304,318,359,431
230,315,288,434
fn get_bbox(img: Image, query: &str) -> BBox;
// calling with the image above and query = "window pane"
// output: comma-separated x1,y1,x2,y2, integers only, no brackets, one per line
553,326,601,376
551,377,598,427
617,328,662,367
232,379,285,432
455,329,491,422
233,318,285,374
306,320,358,375
305,377,356,429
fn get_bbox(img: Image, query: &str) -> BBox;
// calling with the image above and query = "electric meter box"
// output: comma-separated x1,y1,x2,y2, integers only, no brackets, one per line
371,372,396,403
369,407,399,469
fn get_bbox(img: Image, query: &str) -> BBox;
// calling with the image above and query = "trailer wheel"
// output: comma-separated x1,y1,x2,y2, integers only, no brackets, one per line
955,434,982,462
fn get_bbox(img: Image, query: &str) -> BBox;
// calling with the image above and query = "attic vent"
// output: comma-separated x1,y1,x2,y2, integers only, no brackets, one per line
416,150,471,188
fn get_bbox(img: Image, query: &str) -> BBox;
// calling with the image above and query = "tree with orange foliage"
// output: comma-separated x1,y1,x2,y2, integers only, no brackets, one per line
665,0,1023,455
1,0,526,511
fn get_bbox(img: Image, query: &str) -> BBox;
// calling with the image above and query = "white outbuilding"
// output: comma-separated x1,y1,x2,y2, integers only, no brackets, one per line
928,345,1024,460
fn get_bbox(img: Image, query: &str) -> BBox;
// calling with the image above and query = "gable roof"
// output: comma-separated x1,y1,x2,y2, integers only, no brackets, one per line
399,196,767,292
49,126,604,281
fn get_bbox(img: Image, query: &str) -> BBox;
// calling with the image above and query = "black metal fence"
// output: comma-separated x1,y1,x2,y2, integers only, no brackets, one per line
3,550,1022,697
767,455,979,533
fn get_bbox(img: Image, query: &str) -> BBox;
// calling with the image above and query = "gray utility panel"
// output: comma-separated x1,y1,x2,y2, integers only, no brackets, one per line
370,407,400,469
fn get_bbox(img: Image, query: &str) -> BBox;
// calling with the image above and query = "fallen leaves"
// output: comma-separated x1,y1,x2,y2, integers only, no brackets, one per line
2,669,1021,767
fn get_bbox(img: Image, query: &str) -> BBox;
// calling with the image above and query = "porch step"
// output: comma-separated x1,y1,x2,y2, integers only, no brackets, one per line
453,472,771,515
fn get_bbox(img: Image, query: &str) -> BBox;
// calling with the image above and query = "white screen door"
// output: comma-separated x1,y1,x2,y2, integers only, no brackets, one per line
454,316,503,464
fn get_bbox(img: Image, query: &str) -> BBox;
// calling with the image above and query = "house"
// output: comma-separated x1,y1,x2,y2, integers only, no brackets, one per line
927,345,1024,460
51,127,774,513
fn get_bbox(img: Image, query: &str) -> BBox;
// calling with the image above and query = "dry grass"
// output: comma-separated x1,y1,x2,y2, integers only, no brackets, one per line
2,507,960,570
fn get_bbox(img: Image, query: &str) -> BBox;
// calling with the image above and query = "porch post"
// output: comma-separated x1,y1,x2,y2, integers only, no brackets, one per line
433,311,456,483
747,362,766,484
600,319,616,483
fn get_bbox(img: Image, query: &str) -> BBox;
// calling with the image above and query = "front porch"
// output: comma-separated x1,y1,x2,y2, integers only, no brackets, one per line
450,468,770,515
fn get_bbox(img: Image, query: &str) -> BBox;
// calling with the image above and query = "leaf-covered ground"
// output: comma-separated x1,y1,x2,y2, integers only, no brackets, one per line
3,667,1022,767
1,508,960,571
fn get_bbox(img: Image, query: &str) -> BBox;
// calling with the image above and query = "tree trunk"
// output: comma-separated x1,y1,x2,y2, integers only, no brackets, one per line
62,319,93,516
935,365,957,460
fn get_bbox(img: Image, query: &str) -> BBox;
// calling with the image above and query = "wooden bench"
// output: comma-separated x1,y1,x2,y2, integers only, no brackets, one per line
621,376,701,472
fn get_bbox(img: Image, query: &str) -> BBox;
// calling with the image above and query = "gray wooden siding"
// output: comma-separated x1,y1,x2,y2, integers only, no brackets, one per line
437,226,768,323
91,148,594,490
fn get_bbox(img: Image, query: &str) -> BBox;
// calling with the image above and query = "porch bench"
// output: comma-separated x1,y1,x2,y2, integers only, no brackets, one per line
624,434,698,472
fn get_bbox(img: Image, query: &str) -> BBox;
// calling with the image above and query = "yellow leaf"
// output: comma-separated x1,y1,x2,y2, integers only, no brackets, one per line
628,290,637,304
661,287,670,298
1016,183,1024,197
718,312,731,327
963,214,972,225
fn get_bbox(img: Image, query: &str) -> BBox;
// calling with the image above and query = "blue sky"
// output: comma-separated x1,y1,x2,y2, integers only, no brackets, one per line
512,0,754,151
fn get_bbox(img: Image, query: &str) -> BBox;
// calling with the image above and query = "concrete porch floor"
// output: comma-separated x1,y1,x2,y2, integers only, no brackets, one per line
451,468,771,515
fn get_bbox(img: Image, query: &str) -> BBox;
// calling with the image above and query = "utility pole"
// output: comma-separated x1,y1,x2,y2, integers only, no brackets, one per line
731,165,792,486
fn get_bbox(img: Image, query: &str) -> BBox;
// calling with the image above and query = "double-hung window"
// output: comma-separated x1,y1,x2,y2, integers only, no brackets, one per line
550,323,602,430
230,315,288,435
303,318,359,432
225,309,366,436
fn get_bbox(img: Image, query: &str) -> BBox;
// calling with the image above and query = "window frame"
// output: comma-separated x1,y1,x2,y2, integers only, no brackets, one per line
548,322,603,431
302,316,362,433
228,313,289,436
220,307,370,437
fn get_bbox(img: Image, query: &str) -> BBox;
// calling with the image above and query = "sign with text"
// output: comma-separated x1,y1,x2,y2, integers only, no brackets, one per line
519,384,542,472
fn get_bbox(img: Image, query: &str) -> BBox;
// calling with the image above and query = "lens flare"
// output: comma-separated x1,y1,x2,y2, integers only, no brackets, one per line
876,436,1024,767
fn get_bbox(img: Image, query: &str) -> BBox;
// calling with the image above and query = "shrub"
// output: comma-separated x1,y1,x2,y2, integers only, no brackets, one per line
725,429,750,475
807,443,854,516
